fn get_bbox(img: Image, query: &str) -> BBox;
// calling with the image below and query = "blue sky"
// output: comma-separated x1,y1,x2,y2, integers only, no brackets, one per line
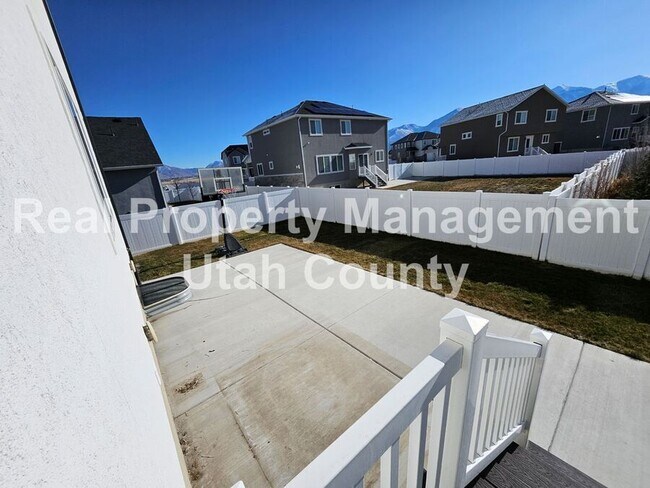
49,0,649,168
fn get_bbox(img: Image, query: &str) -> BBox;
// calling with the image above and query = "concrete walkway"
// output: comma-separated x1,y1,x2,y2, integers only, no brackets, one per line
152,244,648,488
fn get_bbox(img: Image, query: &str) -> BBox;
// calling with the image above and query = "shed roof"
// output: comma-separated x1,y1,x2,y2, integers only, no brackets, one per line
86,117,163,169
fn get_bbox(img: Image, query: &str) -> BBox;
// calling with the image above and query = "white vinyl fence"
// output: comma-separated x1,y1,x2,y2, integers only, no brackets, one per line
122,180,650,279
389,151,615,181
284,309,552,488
550,147,650,198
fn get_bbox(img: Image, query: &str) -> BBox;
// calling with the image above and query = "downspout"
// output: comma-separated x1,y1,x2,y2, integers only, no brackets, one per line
297,117,308,186
496,112,510,156
602,106,612,149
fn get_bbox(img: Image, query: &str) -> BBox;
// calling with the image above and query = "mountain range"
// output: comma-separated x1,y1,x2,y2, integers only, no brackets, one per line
158,160,223,180
388,75,650,143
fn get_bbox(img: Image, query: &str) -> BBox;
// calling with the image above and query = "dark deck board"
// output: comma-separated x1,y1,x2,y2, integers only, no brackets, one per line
468,442,605,488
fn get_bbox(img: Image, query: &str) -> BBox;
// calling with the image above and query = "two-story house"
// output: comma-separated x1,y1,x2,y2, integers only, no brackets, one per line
220,144,252,177
440,85,567,160
243,100,390,187
563,92,650,151
390,131,441,163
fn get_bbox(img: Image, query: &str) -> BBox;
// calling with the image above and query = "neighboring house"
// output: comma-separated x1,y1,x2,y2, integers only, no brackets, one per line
563,92,650,151
390,131,441,162
221,144,252,176
440,85,567,160
243,100,390,187
86,117,166,214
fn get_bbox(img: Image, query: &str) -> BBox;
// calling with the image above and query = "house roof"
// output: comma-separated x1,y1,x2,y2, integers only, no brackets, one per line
222,144,249,156
567,91,650,112
86,117,163,169
343,142,372,150
441,85,565,127
244,100,389,135
392,131,440,145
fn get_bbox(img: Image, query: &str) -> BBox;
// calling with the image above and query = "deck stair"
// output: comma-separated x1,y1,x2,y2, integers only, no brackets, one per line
469,442,605,488
358,164,388,187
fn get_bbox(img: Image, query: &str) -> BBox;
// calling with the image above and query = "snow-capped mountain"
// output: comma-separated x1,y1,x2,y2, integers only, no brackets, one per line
158,160,223,180
388,109,459,143
389,75,650,144
553,75,650,102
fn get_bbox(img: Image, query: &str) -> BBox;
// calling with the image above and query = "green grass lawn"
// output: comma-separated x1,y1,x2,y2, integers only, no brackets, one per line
135,219,650,362
389,176,568,194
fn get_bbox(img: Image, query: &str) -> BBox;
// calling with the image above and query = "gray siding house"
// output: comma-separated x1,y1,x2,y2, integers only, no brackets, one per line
390,131,440,163
563,92,650,151
440,86,567,160
86,117,166,214
244,101,390,187
221,144,252,177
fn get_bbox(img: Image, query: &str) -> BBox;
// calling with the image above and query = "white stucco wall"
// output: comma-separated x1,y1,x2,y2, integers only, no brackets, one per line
0,1,186,486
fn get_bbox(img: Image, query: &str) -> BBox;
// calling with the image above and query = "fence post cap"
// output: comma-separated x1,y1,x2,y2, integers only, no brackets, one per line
530,328,552,345
440,308,489,340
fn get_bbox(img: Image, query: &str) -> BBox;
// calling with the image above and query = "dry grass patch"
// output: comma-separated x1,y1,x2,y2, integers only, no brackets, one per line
389,176,568,194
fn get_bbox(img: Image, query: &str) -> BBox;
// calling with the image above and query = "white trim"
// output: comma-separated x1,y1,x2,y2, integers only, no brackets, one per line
541,133,550,144
611,127,630,141
514,111,528,125
268,160,274,170
344,145,372,150
449,144,456,156
340,119,352,136
256,162,264,175
244,113,390,136
495,113,503,127
349,153,357,170
581,108,596,123
247,135,253,149
631,104,640,115
232,155,241,165
461,131,472,140
375,149,385,162
262,128,270,136
315,153,345,175
545,108,558,123
309,118,323,136
507,136,519,152
103,164,161,171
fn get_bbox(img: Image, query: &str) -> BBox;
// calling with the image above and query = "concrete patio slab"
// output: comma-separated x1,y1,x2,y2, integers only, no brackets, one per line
221,331,399,487
151,244,646,487
546,344,650,488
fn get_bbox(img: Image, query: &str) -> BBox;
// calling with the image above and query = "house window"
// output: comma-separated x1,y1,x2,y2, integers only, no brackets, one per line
349,153,356,170
232,155,241,165
340,120,352,135
495,113,503,127
541,134,550,144
462,131,472,140
257,162,264,175
248,135,253,149
545,109,558,122
449,144,456,155
263,128,270,136
507,136,519,152
611,127,630,141
375,149,385,162
309,119,323,136
581,109,596,122
316,154,344,174
268,161,274,170
631,104,640,115
514,111,528,125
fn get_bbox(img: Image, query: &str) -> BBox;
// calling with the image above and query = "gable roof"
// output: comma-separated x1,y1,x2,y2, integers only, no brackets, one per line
392,131,440,145
244,100,389,135
441,85,565,127
222,144,249,156
567,91,650,112
86,117,163,169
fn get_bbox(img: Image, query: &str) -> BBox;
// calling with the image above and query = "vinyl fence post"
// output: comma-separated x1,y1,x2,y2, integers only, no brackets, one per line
521,329,552,446
169,207,184,245
473,190,483,248
632,218,650,279
261,191,271,227
537,194,558,262
331,186,338,224
407,189,413,237
437,308,489,488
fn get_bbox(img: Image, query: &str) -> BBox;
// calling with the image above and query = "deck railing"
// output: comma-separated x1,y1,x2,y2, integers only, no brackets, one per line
282,308,552,488
358,165,379,187
371,164,389,185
